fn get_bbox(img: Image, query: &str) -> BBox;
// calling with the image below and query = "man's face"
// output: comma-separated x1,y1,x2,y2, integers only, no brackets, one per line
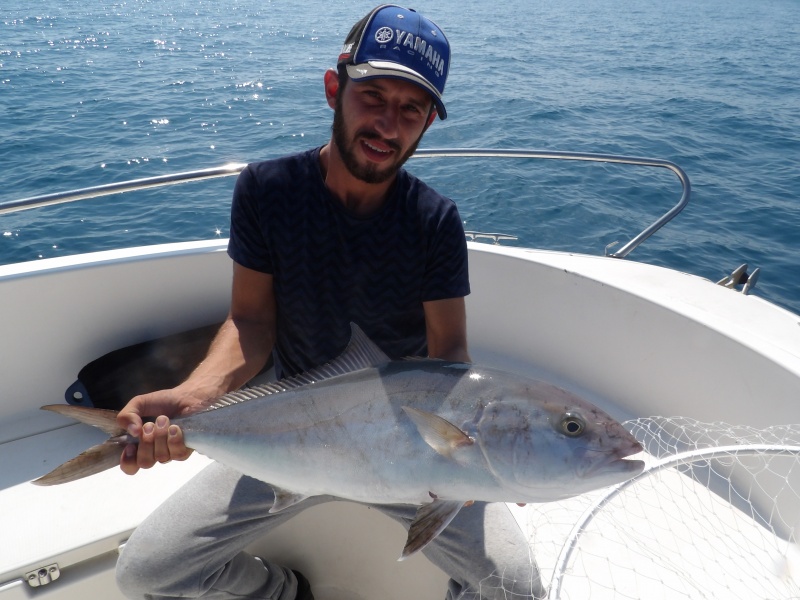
332,76,434,184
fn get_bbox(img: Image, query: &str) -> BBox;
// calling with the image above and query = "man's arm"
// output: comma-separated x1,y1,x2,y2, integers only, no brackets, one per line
117,263,276,474
190,263,277,395
423,296,471,362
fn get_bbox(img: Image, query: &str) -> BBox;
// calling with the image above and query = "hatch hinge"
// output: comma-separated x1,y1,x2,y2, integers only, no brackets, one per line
25,564,60,588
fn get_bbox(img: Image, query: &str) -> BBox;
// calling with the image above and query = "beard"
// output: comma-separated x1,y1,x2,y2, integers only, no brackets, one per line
331,101,423,184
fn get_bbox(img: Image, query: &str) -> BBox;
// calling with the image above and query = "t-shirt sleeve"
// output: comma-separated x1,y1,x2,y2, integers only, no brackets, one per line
421,198,470,302
227,165,274,273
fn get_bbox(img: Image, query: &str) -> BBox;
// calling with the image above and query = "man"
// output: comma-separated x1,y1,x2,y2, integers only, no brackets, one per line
115,5,542,599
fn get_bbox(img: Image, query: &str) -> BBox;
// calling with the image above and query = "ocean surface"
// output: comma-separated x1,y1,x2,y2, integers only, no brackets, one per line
1,0,799,314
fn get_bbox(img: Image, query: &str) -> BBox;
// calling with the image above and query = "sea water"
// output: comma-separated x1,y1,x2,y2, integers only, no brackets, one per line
1,0,798,313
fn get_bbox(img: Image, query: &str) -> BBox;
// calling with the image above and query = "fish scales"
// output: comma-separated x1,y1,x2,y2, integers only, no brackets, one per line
177,362,496,505
34,323,644,558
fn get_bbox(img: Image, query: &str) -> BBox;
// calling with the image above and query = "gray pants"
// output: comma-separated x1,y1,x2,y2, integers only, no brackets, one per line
116,462,544,600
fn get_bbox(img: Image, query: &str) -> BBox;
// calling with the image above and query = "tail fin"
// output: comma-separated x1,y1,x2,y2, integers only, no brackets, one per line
33,405,128,486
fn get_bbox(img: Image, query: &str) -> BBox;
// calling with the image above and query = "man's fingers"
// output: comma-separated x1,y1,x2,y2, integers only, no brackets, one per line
117,410,143,437
136,421,157,469
118,421,193,476
120,444,140,476
152,416,172,463
117,389,183,435
116,388,200,474
167,425,194,461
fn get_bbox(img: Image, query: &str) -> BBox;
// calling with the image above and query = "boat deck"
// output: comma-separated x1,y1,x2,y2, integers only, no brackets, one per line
2,241,800,599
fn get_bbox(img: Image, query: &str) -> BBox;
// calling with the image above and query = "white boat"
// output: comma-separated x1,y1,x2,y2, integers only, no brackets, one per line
1,150,798,599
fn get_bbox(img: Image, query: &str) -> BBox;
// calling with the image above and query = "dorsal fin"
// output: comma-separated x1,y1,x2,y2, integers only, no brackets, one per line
207,323,390,410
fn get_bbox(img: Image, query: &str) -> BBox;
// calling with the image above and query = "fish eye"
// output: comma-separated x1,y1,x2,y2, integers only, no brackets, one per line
560,413,586,437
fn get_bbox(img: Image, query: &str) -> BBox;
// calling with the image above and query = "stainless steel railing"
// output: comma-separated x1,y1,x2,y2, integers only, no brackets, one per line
0,149,690,259
412,149,691,258
0,163,248,217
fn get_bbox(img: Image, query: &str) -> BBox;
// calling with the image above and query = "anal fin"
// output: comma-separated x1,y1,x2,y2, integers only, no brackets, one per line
269,486,308,513
400,499,465,561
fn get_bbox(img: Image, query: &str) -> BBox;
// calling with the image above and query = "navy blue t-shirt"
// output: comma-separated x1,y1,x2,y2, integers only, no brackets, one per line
227,147,469,377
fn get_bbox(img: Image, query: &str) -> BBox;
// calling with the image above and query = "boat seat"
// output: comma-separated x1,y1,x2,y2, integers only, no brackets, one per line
0,419,211,596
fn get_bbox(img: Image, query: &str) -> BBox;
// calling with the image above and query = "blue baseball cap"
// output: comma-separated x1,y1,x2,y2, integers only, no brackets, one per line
338,5,450,119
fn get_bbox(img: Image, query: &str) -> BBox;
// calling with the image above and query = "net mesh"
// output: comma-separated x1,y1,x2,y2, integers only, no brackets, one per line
475,417,800,600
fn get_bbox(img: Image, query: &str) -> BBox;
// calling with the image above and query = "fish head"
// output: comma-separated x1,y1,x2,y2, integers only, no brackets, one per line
473,381,644,501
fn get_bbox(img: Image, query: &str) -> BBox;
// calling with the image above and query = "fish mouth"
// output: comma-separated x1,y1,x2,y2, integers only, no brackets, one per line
620,438,644,459
608,456,646,475
582,440,646,478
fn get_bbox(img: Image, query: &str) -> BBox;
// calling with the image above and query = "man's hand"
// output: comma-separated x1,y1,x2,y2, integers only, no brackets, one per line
116,387,205,475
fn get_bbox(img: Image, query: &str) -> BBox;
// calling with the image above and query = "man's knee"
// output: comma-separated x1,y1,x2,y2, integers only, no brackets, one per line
115,544,153,599
116,535,194,599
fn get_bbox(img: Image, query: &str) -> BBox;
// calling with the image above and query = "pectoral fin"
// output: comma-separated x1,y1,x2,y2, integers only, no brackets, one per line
402,406,473,458
269,486,308,513
400,499,465,560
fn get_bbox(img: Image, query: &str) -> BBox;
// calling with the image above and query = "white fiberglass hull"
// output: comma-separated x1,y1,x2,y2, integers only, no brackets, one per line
1,240,799,599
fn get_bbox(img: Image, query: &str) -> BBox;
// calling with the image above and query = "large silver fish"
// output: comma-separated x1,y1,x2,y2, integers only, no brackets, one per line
35,324,644,558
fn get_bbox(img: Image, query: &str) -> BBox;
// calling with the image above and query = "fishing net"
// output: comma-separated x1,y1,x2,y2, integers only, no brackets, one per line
476,417,800,600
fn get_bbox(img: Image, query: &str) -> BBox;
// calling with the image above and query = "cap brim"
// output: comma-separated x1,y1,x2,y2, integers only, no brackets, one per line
346,62,447,120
